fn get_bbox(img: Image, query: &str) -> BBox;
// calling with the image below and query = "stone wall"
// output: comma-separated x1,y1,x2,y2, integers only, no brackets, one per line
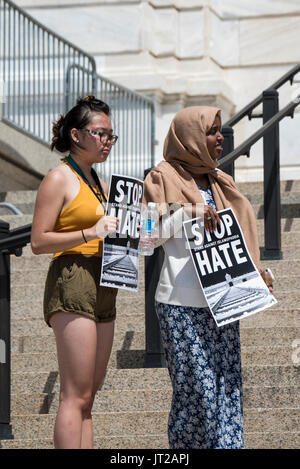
12,0,300,181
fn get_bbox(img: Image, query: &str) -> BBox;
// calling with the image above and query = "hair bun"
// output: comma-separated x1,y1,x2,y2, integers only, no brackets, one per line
51,114,69,153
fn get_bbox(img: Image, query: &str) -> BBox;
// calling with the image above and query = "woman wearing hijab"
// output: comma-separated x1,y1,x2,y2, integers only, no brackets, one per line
143,106,262,449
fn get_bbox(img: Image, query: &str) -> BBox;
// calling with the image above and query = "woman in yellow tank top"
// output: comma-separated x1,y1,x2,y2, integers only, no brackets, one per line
31,97,119,449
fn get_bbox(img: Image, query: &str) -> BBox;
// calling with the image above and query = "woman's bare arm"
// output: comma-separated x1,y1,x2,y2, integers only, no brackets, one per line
31,169,118,255
31,169,88,254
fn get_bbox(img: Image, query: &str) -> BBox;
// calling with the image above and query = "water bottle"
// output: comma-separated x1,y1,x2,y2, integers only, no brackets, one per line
139,202,158,256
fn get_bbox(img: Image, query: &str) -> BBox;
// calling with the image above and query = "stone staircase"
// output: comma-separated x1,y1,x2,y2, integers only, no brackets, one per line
0,181,299,449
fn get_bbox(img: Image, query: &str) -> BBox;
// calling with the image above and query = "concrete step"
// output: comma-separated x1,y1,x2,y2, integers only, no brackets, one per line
10,307,299,339
260,246,300,259
3,407,299,441
10,323,300,355
1,432,299,449
11,269,48,286
239,308,300,328
0,435,169,450
258,231,300,246
10,349,147,372
8,412,168,440
10,384,300,416
0,193,36,216
236,180,300,194
10,254,52,271
11,388,173,416
241,346,295,366
0,214,33,228
259,217,300,233
11,343,296,374
243,386,300,409
243,408,300,433
242,365,300,388
12,364,299,396
0,203,35,216
11,368,171,395
240,326,299,347
244,431,300,449
253,203,300,219
11,329,146,354
244,191,300,205
0,190,37,205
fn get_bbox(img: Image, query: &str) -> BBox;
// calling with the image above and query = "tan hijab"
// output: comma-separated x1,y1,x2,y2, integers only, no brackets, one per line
144,106,261,268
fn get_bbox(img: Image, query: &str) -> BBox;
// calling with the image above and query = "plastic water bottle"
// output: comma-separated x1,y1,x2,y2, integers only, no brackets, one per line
139,202,158,256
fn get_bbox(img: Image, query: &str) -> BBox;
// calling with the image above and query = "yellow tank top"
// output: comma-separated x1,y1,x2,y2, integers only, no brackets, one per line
53,162,106,258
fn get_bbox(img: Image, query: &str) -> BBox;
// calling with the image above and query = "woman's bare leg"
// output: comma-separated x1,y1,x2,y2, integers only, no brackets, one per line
50,313,98,449
81,320,115,449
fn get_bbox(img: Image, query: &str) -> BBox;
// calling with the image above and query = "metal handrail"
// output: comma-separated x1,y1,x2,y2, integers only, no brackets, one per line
0,219,31,440
224,63,300,127
0,0,96,142
64,63,156,179
0,203,23,215
0,0,97,58
219,95,299,169
0,0,155,180
65,63,155,111
0,223,31,252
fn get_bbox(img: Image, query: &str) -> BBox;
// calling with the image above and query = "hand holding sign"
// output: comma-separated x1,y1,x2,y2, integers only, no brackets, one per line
95,215,119,239
184,204,220,232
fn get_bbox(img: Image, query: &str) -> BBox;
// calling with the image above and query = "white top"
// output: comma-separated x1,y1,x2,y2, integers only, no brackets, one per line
154,207,208,308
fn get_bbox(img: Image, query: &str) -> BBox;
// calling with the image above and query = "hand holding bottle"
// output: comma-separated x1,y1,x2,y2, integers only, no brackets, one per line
139,202,159,256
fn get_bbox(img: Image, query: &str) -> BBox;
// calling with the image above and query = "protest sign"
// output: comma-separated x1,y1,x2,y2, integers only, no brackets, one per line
100,174,143,291
183,208,277,326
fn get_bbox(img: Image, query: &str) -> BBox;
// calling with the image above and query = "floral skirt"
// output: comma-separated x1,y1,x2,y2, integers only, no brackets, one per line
155,301,244,449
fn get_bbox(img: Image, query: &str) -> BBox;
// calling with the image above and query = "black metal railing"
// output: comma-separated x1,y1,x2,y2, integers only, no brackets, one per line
144,64,300,367
0,221,31,440
220,63,300,180
224,64,300,128
220,78,300,260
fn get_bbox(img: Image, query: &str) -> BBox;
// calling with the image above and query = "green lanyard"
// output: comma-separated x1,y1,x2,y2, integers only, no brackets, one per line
66,155,107,211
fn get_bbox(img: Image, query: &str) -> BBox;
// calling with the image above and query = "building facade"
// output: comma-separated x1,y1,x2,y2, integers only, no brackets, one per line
13,0,300,181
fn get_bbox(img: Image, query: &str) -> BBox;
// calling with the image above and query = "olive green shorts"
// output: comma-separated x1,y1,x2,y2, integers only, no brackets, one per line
43,255,117,327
